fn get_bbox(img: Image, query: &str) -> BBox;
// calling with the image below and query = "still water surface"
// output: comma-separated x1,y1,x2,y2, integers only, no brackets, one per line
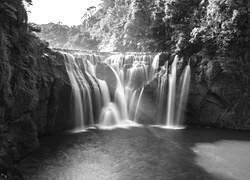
19,127,250,180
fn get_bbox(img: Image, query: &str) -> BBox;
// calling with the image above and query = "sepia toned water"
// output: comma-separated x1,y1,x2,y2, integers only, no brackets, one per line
19,127,250,180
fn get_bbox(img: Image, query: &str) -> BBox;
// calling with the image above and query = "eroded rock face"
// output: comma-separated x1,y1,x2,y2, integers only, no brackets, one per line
0,50,72,170
33,52,71,135
187,56,250,129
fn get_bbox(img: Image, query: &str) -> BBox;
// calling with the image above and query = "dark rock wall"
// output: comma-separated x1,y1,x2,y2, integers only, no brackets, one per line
0,49,72,170
32,52,72,135
187,55,250,129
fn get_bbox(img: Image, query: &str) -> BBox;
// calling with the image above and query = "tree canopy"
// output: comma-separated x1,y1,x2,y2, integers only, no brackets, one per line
35,0,250,57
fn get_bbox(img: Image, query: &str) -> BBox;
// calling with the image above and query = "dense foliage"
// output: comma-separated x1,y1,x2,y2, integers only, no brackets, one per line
36,0,250,58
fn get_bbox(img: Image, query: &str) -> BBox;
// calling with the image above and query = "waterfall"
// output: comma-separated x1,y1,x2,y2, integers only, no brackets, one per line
113,68,128,121
64,54,85,130
128,90,138,120
99,103,120,126
97,79,121,127
63,53,103,131
156,62,168,124
175,65,191,126
98,79,111,106
156,55,191,128
97,54,157,127
98,65,129,127
62,52,190,130
98,53,191,128
167,56,178,127
125,63,148,105
134,87,144,122
149,54,160,81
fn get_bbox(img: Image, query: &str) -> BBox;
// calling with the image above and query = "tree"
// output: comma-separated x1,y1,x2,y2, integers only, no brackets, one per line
191,0,250,56
124,0,154,51
86,0,130,51
164,0,203,56
149,0,168,52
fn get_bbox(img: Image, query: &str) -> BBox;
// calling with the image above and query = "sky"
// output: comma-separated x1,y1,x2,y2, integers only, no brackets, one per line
27,0,101,26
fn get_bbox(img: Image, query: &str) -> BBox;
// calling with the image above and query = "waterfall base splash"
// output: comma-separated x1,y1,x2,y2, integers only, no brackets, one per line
98,119,142,130
149,125,185,130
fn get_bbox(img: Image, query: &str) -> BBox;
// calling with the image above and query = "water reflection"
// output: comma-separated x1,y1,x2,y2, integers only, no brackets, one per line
193,140,250,180
19,127,250,180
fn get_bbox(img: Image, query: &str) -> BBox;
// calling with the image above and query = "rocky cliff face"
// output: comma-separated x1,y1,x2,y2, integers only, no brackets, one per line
187,55,250,129
0,48,72,172
32,52,72,135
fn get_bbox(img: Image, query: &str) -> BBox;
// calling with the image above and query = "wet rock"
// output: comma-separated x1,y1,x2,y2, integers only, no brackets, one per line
96,62,117,100
158,52,171,67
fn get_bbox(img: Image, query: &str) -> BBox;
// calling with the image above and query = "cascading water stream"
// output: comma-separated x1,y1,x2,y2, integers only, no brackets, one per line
112,67,129,120
64,54,84,130
166,56,178,127
125,63,148,105
155,55,191,128
98,79,120,127
63,53,103,131
98,79,111,106
175,65,191,126
156,62,168,123
134,87,144,122
97,54,156,127
63,52,190,130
